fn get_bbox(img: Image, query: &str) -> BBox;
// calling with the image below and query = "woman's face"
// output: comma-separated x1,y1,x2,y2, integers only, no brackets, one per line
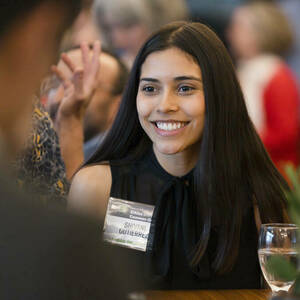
226,7,258,59
137,47,205,156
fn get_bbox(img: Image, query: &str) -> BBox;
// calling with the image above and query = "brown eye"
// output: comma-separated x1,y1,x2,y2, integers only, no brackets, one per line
143,86,154,92
142,86,156,93
178,85,194,93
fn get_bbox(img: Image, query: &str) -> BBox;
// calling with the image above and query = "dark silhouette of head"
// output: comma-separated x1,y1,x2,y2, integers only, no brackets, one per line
0,0,84,156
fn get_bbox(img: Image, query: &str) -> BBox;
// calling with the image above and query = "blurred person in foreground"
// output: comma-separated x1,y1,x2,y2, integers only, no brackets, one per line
0,0,138,298
93,0,188,68
227,1,300,173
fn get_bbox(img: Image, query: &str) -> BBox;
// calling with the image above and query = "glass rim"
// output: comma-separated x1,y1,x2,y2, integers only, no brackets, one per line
261,223,298,229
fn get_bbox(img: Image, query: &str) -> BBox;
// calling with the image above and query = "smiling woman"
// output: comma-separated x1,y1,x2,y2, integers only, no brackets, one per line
136,47,205,173
68,21,289,290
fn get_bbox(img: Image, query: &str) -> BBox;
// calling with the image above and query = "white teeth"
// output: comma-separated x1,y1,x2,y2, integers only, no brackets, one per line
156,122,187,131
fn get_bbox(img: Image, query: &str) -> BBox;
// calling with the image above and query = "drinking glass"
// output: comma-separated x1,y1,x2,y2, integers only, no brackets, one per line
258,223,299,294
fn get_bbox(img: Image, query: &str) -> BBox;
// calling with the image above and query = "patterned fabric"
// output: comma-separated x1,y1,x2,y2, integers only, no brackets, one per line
13,100,69,206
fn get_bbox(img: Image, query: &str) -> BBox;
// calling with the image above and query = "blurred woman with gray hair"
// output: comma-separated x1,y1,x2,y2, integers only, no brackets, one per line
93,0,188,67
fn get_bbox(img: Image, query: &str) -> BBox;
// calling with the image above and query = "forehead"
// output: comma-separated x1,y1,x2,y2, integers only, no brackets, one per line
140,47,202,79
232,7,255,31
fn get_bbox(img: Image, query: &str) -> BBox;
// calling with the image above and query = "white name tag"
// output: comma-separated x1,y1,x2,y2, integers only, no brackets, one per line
103,197,154,252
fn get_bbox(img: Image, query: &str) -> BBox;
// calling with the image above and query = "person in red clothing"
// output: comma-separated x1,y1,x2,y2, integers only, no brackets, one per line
227,1,300,172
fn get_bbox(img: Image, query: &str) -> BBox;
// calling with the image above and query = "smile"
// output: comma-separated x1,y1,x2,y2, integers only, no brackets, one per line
151,120,189,136
155,121,188,131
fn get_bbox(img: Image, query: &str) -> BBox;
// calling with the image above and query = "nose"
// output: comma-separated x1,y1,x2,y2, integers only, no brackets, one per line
156,90,179,113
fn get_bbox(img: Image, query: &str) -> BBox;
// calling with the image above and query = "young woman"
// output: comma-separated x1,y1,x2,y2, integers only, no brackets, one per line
69,21,288,290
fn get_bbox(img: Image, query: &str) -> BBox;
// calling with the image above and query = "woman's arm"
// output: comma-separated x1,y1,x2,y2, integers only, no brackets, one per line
68,164,111,220
52,41,101,179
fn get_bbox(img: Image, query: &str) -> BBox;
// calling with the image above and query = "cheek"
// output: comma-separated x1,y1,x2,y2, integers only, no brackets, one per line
185,97,205,121
195,106,205,124
136,95,153,120
88,94,106,114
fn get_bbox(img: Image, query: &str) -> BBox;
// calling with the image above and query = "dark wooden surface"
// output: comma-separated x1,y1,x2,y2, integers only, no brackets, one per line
145,289,270,300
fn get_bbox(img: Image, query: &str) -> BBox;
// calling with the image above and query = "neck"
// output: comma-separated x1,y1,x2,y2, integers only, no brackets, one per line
153,143,201,177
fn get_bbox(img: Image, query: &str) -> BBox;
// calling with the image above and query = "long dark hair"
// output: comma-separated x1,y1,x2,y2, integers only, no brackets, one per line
85,21,288,274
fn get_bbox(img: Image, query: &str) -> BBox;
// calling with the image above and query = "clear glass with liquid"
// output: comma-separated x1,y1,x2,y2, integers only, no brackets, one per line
258,224,299,294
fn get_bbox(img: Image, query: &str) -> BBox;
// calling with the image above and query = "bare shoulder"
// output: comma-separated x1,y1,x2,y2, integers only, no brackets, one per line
68,164,112,219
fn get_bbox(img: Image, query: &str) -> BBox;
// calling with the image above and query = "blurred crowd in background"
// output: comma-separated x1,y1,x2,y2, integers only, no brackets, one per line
14,0,300,202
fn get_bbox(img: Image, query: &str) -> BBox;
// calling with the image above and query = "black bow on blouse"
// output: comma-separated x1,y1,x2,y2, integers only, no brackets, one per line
146,168,211,284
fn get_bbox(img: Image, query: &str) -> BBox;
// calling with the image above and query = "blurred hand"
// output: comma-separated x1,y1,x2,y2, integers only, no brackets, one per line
51,40,101,121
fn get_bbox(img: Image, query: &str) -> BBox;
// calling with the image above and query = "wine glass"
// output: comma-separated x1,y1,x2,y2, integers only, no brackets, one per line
258,223,299,294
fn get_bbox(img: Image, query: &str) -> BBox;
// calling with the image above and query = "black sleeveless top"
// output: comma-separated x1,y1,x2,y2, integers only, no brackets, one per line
109,149,261,290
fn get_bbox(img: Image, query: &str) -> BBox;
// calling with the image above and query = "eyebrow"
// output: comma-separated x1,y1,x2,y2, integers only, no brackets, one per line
140,76,202,83
174,76,202,82
140,78,159,83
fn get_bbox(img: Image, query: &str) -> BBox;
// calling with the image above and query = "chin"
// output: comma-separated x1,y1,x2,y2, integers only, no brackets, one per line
155,143,183,155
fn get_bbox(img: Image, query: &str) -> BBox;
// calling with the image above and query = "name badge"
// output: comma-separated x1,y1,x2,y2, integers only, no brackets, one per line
103,197,154,252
